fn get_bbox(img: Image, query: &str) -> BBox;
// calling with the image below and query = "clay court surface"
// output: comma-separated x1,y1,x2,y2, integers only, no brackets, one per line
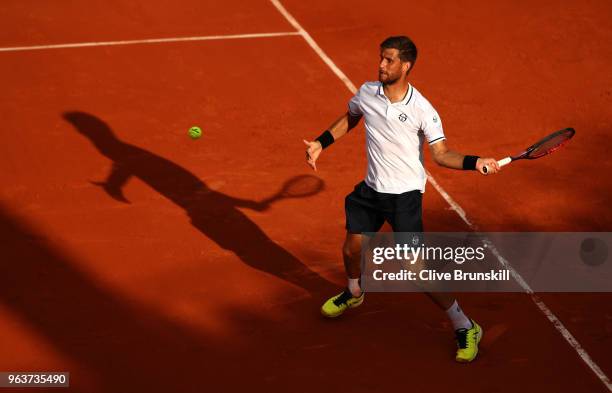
1,1,611,392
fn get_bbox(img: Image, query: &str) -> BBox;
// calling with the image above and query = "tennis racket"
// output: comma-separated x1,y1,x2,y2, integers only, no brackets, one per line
260,174,325,204
483,128,575,174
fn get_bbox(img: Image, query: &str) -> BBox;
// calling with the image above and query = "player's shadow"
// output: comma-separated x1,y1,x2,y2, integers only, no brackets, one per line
63,111,333,295
0,203,341,393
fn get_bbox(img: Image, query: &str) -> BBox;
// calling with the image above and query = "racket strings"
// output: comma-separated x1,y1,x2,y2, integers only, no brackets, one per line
527,129,574,158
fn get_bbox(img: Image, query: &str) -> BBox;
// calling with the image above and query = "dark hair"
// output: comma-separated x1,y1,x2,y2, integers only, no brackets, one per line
380,36,418,72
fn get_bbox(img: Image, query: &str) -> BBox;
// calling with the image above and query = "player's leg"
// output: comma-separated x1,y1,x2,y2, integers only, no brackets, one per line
320,232,366,318
389,190,483,362
421,269,482,361
426,293,467,326
321,182,384,318
343,231,364,297
438,295,483,363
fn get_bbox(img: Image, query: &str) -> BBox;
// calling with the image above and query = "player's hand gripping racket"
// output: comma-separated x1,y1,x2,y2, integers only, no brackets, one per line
260,174,324,205
483,128,575,174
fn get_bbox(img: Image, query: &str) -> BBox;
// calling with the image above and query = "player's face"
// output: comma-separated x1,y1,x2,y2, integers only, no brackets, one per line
378,48,410,84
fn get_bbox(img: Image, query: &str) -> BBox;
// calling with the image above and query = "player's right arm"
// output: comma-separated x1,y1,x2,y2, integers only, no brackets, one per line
304,85,364,171
303,112,362,171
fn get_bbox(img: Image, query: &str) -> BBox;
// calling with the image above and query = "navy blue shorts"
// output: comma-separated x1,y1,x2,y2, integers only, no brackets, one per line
345,181,423,234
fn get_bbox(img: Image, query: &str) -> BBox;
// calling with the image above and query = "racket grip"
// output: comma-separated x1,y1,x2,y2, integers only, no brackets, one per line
498,157,512,167
482,157,512,174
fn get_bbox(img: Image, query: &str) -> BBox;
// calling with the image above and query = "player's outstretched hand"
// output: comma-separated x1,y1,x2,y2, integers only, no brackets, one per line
91,180,131,203
303,139,322,171
476,158,500,175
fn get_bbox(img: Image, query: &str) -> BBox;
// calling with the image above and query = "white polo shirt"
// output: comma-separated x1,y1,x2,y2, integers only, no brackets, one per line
348,81,445,194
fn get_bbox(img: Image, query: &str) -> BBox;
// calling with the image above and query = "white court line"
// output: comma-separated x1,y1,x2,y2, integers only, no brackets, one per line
269,0,612,390
429,175,612,391
0,31,301,52
269,0,357,94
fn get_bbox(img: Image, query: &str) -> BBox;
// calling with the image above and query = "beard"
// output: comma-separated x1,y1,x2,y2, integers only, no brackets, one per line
378,71,401,85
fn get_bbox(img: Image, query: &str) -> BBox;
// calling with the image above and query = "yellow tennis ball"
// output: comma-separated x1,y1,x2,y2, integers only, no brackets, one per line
188,126,202,139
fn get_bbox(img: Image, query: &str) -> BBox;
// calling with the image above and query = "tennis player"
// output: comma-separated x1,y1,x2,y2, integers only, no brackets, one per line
303,36,500,362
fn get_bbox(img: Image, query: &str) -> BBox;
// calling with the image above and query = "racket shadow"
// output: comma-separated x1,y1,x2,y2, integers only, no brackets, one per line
64,111,335,296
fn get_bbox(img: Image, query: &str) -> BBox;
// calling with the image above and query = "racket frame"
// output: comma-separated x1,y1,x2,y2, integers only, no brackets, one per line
483,128,575,174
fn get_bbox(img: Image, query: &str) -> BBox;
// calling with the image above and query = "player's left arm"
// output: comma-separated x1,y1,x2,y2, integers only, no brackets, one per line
429,140,500,175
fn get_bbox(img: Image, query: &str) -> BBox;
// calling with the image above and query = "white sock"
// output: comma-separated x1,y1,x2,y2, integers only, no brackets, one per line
446,300,472,330
347,278,362,297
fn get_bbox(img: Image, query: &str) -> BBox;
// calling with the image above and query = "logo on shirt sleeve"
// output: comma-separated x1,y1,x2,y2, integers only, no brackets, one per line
433,115,439,123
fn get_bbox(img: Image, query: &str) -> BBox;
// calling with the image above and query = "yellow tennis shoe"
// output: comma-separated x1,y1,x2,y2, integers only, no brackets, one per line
455,320,483,363
321,289,364,318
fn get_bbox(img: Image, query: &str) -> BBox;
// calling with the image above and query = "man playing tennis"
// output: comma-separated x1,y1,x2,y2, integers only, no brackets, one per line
303,36,500,362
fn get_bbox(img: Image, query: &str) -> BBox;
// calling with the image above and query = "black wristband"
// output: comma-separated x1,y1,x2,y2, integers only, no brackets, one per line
315,130,334,149
462,155,480,170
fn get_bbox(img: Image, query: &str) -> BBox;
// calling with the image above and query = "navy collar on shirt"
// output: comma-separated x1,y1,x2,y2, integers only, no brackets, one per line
377,82,413,105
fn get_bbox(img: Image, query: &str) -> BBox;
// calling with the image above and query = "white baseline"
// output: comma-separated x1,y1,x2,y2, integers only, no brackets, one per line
0,31,301,52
